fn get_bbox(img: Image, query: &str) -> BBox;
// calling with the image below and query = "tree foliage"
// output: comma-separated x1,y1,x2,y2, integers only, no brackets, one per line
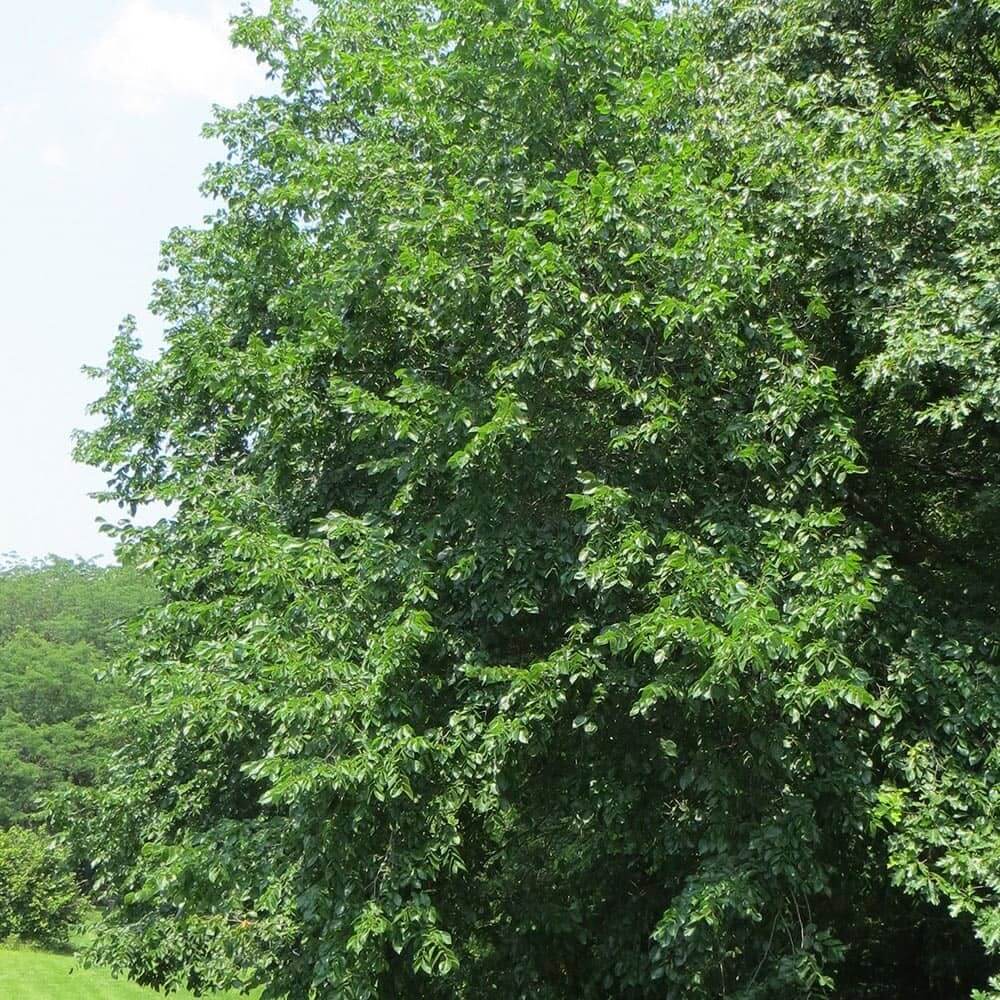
0,826,81,946
76,0,1000,996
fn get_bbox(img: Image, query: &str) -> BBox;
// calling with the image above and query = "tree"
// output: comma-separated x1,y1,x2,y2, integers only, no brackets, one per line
76,0,1000,996
0,826,81,946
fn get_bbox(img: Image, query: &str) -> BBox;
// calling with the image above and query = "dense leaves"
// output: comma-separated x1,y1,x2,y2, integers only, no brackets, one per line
76,0,1000,996
0,826,81,946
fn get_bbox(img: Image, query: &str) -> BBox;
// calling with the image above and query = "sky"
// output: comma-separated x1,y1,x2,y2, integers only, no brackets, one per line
0,1,269,563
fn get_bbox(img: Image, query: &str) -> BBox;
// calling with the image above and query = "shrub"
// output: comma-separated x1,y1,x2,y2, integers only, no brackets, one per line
0,826,81,946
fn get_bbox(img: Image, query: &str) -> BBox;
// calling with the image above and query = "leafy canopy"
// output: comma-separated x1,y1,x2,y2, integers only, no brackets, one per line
77,0,1000,997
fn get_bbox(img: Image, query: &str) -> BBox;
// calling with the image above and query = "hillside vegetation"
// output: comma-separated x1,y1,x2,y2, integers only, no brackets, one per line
0,559,156,828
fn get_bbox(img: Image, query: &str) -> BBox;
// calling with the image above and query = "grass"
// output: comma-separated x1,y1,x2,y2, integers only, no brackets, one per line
0,940,250,1000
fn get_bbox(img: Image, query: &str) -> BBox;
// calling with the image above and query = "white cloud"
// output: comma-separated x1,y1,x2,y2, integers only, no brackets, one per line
87,1,262,114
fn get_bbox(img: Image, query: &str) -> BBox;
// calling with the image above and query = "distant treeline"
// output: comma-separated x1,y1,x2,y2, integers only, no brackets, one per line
0,559,156,828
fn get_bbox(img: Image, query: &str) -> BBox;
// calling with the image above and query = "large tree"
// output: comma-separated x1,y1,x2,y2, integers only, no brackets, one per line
77,0,1000,996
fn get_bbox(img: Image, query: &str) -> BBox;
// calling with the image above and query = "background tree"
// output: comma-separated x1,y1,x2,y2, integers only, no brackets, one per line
76,0,1000,997
0,560,156,828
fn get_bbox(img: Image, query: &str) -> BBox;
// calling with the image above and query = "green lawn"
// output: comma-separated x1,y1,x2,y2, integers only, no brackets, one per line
0,943,249,1000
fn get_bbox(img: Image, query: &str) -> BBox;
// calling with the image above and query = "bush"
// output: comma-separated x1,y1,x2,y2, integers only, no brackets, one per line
0,826,81,946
